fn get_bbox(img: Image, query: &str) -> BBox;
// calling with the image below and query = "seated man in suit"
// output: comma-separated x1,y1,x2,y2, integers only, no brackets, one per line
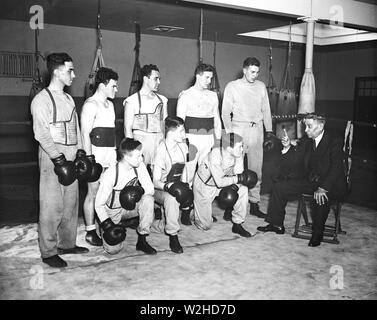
257,113,348,247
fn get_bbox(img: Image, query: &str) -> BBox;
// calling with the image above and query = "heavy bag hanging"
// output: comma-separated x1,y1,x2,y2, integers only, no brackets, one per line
266,40,279,118
128,22,142,96
275,23,297,139
297,18,316,138
85,0,105,99
28,29,45,107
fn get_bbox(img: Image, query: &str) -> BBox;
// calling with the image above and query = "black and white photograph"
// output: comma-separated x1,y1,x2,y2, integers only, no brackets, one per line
0,0,376,305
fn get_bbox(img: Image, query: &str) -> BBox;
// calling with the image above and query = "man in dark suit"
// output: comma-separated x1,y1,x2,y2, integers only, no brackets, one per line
257,113,348,247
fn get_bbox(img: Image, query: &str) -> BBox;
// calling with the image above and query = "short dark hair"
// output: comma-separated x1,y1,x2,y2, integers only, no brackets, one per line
118,138,142,159
243,57,260,68
165,116,185,136
141,64,159,78
299,112,327,125
195,63,214,76
46,52,73,78
94,67,119,91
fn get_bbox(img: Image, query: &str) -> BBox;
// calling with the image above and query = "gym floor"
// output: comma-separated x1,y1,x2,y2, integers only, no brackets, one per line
1,188,376,300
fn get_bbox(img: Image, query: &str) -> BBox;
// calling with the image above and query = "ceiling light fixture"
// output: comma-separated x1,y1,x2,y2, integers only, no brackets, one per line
147,25,184,33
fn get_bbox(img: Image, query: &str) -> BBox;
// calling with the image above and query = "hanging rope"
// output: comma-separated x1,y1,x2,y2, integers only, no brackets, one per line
267,38,279,117
199,8,203,63
128,22,142,96
210,31,222,102
28,28,45,106
85,0,106,99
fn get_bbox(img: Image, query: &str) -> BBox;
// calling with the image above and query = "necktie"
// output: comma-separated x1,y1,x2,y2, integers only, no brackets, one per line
313,140,316,151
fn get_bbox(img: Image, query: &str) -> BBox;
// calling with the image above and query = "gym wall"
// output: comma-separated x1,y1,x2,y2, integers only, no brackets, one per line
0,18,303,154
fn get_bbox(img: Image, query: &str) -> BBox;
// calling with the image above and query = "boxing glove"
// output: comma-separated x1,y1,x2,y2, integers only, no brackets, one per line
178,187,194,209
100,218,126,246
237,169,258,189
263,132,280,153
218,184,239,209
119,185,145,210
74,149,93,181
164,181,194,208
86,154,103,183
51,154,77,186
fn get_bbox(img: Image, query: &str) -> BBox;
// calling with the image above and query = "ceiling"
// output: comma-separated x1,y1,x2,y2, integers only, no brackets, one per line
0,0,300,46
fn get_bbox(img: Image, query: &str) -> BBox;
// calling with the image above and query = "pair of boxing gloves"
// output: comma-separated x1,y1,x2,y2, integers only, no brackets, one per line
52,149,103,186
218,169,258,209
99,184,145,246
100,181,194,246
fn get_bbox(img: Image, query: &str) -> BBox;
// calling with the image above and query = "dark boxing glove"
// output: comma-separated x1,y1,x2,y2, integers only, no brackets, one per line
51,154,77,186
263,131,280,152
237,169,258,189
100,218,126,246
74,149,93,181
119,185,145,210
86,155,103,183
164,181,194,209
218,184,239,209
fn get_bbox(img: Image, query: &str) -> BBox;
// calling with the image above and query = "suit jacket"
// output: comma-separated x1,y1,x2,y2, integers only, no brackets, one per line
279,131,348,198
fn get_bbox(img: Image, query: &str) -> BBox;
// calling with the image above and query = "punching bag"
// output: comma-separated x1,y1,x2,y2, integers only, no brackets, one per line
275,24,297,140
85,0,105,99
128,22,142,96
297,19,316,138
266,40,279,119
28,29,44,106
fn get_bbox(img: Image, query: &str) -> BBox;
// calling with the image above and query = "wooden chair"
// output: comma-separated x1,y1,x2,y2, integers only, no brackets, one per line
292,194,346,244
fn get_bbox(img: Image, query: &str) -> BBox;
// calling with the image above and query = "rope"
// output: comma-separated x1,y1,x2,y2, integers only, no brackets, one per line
199,8,203,63
1,116,375,128
128,22,142,96
213,31,217,67
96,0,102,49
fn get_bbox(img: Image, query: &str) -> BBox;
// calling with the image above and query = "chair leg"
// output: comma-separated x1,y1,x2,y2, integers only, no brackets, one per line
293,199,303,237
335,202,346,235
302,200,310,226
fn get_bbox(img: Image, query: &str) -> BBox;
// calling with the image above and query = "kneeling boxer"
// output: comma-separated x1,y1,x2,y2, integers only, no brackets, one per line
152,117,195,253
193,132,257,237
94,138,156,255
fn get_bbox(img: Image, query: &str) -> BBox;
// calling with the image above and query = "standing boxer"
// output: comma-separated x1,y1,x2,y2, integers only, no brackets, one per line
176,63,222,185
95,138,156,255
30,52,88,268
222,57,273,219
123,64,168,174
152,117,196,254
193,132,257,236
80,67,119,246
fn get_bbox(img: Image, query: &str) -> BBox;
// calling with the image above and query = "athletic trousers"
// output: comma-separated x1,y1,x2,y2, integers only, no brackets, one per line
232,120,263,203
193,174,248,230
38,144,79,259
